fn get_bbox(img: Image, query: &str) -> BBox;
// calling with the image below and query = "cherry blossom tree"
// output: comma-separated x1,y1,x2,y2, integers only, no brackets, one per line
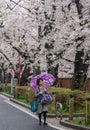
0,0,90,89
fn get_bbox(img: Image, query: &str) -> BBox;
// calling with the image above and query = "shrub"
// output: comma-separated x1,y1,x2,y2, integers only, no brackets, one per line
72,90,86,111
48,87,86,112
15,86,34,103
0,83,11,93
48,87,72,111
0,84,4,92
15,86,28,99
2,84,87,114
4,84,11,93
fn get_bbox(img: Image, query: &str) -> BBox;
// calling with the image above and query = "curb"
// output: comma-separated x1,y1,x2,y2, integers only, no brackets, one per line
10,98,30,109
60,120,90,130
10,98,56,118
1,93,13,98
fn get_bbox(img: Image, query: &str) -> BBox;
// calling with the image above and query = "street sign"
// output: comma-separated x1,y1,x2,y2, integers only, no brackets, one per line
11,78,18,94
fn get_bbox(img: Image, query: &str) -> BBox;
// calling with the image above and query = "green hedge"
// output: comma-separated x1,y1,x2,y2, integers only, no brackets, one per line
15,86,34,103
0,84,86,113
0,84,4,92
14,86,86,112
49,87,86,112
0,83,11,93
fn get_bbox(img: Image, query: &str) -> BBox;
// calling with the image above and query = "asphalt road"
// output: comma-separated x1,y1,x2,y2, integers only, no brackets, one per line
0,95,63,130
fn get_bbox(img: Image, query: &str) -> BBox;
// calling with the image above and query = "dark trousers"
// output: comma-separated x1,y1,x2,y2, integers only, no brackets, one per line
38,112,47,123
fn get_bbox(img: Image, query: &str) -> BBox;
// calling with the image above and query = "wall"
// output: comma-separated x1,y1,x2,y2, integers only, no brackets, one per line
58,78,90,91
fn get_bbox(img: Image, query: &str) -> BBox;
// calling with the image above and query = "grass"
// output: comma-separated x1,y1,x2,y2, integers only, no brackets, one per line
1,90,13,96
15,98,30,106
74,108,85,114
70,118,90,128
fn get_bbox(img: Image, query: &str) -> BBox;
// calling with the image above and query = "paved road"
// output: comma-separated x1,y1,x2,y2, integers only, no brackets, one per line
0,95,65,130
0,95,75,130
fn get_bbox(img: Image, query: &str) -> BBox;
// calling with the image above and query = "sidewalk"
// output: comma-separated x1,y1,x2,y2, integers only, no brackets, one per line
47,117,75,130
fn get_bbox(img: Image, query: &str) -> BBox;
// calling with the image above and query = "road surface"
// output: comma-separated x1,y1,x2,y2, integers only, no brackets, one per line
0,95,74,130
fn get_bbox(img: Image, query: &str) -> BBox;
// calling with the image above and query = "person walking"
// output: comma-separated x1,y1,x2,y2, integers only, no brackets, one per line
35,78,48,125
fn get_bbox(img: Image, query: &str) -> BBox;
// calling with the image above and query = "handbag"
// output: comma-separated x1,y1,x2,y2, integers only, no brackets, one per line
40,94,53,105
30,101,38,112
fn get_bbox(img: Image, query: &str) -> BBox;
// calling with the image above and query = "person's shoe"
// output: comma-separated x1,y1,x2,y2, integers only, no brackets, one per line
43,122,48,125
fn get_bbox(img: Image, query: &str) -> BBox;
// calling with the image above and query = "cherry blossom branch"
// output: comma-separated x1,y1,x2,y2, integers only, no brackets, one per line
10,0,32,13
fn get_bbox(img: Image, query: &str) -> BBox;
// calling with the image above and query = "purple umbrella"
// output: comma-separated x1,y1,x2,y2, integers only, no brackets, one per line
30,72,56,90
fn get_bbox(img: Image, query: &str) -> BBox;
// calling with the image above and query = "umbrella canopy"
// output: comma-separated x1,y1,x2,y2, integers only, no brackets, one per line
30,72,56,90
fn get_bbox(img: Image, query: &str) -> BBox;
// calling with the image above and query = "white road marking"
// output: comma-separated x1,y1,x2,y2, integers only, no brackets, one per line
0,95,66,130
0,94,10,100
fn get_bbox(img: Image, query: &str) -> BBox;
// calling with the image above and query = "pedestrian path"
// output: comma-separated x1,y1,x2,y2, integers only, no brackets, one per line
47,117,75,130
